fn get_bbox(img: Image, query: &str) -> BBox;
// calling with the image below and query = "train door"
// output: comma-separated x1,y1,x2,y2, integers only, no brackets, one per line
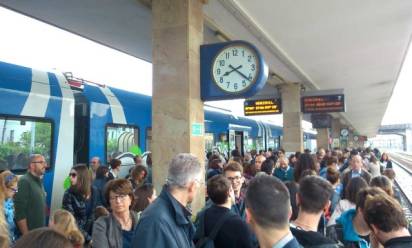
228,129,246,157
235,131,244,156
228,130,236,158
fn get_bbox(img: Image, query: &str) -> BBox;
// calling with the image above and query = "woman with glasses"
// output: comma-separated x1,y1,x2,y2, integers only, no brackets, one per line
62,164,100,245
0,170,18,244
92,179,138,248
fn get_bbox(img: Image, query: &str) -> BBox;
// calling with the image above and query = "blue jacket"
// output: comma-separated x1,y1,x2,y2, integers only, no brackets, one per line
273,167,294,182
336,209,369,248
131,185,195,248
4,198,17,243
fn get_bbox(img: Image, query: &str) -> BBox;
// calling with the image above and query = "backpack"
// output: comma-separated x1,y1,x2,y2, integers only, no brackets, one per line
194,210,235,248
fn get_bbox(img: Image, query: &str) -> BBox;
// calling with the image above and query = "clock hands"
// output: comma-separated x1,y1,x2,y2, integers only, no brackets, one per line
223,65,242,76
228,64,251,82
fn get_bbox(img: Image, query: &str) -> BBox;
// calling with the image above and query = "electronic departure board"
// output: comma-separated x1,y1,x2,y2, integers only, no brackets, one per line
244,98,282,116
301,94,345,113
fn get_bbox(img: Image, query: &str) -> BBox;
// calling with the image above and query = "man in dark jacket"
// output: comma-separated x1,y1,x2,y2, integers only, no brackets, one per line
290,176,341,248
131,153,202,248
194,175,253,248
362,190,412,248
341,155,371,197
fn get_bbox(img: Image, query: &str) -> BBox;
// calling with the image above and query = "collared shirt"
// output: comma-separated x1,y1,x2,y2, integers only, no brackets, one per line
351,169,362,178
273,232,294,248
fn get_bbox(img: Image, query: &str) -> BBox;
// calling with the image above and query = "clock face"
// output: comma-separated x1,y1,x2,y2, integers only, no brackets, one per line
211,44,259,93
341,129,349,137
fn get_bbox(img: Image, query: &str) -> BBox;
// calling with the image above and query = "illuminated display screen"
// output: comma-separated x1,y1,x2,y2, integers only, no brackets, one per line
244,99,282,116
301,94,345,113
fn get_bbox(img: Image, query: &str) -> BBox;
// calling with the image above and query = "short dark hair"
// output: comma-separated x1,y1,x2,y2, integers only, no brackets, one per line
131,165,148,181
224,161,243,174
96,166,109,179
326,167,340,185
209,159,222,170
363,192,408,232
298,176,333,213
326,156,338,166
104,179,134,206
133,184,154,212
261,159,275,175
110,159,121,170
345,177,368,204
246,175,290,229
207,175,231,205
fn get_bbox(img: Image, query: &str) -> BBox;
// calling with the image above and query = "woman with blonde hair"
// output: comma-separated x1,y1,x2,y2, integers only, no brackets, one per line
49,209,84,247
0,170,18,244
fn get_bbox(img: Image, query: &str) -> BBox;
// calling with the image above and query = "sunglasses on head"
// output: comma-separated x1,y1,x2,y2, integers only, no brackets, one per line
69,173,77,178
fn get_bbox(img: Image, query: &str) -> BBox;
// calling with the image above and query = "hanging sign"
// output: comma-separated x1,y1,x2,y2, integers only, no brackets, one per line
301,94,345,113
244,98,282,116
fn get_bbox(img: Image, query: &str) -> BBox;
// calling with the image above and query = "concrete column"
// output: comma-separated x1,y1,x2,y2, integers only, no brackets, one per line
331,118,341,140
316,128,330,151
152,0,205,212
280,83,303,153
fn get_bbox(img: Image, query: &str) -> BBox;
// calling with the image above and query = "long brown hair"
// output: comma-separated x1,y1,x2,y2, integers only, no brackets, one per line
71,164,91,198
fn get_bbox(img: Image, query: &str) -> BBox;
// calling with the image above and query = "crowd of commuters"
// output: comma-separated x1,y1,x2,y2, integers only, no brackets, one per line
0,146,411,247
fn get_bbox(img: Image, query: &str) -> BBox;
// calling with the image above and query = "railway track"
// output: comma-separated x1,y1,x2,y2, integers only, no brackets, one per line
387,152,412,222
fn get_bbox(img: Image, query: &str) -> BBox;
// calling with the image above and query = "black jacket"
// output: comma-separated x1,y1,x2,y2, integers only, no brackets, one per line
62,185,100,242
194,205,253,248
291,227,342,248
384,236,412,248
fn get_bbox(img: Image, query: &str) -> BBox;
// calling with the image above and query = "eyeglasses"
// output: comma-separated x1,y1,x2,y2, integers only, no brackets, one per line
109,194,129,202
32,161,47,164
227,176,242,181
8,187,18,193
69,173,77,178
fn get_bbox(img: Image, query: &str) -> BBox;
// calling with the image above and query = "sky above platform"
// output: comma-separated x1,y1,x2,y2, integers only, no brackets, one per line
0,7,410,129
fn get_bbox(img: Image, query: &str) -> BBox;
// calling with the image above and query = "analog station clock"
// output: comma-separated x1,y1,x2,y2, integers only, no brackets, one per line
201,40,268,101
211,44,259,93
340,128,349,137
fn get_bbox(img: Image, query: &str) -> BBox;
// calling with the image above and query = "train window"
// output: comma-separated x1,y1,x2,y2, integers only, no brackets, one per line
106,124,139,166
205,133,214,152
0,116,52,172
256,137,264,152
146,128,152,152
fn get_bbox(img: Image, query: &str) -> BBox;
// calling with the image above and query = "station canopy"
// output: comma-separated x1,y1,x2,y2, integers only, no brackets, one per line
2,0,412,137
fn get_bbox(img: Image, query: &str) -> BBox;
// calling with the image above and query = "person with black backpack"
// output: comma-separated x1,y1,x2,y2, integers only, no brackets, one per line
193,175,253,248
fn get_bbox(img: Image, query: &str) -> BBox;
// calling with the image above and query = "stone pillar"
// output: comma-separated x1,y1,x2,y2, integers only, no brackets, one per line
152,0,205,213
280,83,303,153
331,118,341,140
316,128,330,151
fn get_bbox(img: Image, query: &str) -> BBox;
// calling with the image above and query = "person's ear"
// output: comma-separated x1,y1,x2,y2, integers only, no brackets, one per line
323,200,331,212
188,181,197,194
370,224,379,235
288,205,292,220
245,208,253,224
296,193,301,206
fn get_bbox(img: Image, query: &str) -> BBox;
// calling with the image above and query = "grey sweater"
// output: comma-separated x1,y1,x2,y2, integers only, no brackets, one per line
92,211,139,248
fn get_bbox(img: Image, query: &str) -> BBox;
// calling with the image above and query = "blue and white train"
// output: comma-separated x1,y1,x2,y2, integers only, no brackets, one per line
0,60,316,214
